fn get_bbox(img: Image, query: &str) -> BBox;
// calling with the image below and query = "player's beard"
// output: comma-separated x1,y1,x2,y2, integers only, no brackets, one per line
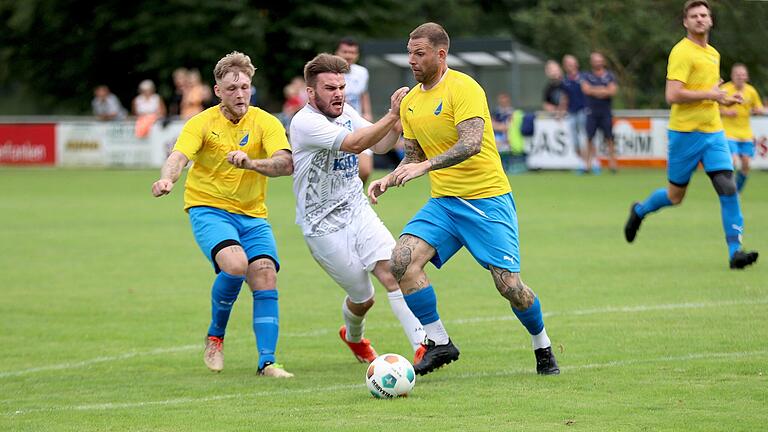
221,100,247,122
316,94,344,118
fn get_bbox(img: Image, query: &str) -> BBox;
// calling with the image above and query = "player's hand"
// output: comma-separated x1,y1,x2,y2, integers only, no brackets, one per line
391,161,430,186
367,175,391,205
389,87,409,117
151,179,174,197
227,151,251,169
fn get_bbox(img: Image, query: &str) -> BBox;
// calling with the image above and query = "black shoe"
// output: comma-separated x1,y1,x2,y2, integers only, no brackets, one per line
535,346,560,375
730,250,759,269
624,202,643,243
413,339,460,376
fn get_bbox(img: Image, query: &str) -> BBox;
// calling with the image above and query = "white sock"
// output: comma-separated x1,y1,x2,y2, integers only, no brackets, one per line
342,298,365,343
424,320,450,345
532,328,551,350
387,290,427,351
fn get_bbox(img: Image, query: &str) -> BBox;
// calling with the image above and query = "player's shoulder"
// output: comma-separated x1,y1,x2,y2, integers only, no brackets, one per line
445,69,485,96
249,106,285,129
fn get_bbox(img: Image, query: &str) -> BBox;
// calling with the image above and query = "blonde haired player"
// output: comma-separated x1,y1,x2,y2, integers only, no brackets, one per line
152,51,294,377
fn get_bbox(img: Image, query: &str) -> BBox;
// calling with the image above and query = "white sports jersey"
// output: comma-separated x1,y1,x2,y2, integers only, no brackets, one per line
290,103,373,237
344,64,369,113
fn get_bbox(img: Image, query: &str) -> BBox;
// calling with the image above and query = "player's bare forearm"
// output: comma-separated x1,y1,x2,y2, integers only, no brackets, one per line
247,150,294,177
160,151,188,183
427,117,483,171
372,129,401,154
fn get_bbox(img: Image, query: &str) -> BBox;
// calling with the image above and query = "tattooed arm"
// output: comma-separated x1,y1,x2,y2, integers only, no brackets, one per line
227,149,294,177
151,150,189,197
367,137,426,204
390,116,484,186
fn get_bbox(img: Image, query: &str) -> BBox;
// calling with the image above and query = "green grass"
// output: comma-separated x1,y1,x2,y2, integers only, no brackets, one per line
1,168,766,431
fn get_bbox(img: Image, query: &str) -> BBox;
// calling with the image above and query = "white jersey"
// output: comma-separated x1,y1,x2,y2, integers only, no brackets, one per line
290,103,373,237
344,64,369,114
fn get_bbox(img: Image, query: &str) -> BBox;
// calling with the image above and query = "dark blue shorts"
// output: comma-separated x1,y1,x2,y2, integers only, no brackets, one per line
586,111,613,140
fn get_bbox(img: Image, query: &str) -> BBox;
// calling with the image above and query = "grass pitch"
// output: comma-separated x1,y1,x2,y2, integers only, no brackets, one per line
1,168,766,431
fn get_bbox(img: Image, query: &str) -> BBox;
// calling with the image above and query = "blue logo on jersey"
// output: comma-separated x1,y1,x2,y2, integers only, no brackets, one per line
434,100,443,115
333,154,358,178
239,134,249,147
336,119,353,132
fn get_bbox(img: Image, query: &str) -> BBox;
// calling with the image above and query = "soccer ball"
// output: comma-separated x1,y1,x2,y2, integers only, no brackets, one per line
365,353,416,398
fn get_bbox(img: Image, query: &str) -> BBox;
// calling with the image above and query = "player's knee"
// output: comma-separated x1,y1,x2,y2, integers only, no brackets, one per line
246,257,278,289
709,170,737,196
217,256,248,276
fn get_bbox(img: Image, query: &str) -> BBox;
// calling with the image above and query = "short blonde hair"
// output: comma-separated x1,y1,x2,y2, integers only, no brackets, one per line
213,51,255,83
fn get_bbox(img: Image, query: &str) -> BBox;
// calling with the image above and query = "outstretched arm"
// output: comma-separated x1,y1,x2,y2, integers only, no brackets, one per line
367,137,426,204
227,149,294,177
151,150,189,197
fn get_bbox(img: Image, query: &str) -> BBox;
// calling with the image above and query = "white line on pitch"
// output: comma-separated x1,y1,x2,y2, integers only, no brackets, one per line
8,350,767,416
0,345,198,379
2,298,766,379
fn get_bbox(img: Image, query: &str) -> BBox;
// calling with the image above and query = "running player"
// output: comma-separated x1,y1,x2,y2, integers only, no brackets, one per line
624,1,758,270
720,63,765,192
152,51,294,377
368,23,559,376
290,53,427,363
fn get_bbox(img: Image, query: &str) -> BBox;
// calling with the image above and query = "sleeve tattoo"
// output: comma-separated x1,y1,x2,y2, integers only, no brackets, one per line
427,117,484,171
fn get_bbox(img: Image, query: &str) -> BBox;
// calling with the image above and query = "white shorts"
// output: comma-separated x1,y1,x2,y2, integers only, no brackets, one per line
305,205,395,304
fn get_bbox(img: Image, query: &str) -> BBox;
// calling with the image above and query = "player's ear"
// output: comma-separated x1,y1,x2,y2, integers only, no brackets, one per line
213,84,221,99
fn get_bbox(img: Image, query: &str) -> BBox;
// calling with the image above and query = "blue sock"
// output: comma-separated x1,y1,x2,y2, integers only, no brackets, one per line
512,297,545,335
635,187,673,218
718,194,744,259
252,289,279,368
207,271,245,338
736,171,747,192
403,285,440,325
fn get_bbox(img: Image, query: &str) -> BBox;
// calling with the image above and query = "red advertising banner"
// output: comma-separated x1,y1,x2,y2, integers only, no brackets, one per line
0,124,56,165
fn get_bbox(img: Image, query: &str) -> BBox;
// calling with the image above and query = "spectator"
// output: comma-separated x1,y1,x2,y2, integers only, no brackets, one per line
167,67,188,118
132,79,166,138
280,76,307,130
92,85,126,121
542,60,568,119
582,51,618,173
180,69,207,119
492,93,514,170
562,54,588,171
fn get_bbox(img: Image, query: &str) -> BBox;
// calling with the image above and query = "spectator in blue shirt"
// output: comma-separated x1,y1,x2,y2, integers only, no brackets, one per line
582,52,618,173
562,54,587,170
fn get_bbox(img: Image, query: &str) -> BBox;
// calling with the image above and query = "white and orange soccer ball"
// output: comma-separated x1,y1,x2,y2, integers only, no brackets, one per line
365,353,416,398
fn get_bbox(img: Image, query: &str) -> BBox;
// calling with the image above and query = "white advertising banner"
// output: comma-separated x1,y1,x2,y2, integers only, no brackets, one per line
748,117,768,169
526,116,668,170
56,120,183,168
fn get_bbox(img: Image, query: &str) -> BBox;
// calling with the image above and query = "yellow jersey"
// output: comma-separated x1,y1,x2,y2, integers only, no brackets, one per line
400,69,510,199
174,106,290,218
720,82,763,141
666,37,723,133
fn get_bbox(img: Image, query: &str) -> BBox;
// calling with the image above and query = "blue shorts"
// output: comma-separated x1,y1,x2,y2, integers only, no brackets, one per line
188,206,280,273
728,139,755,157
402,193,521,272
586,111,613,140
667,130,733,185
